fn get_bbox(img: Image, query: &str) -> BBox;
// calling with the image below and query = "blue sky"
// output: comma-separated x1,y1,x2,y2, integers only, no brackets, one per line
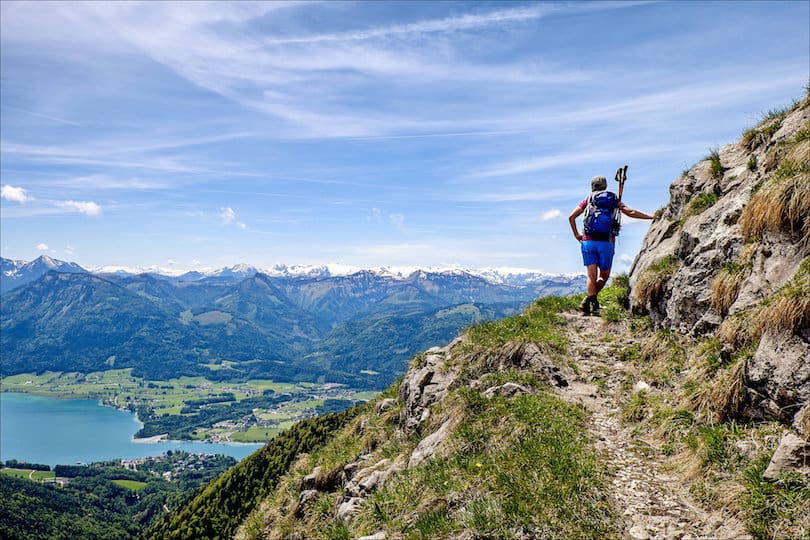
1,1,808,274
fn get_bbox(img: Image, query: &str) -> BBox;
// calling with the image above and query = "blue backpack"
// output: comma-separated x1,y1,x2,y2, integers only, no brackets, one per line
583,190,621,238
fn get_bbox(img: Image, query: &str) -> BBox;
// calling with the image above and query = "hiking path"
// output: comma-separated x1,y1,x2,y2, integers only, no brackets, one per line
556,312,751,540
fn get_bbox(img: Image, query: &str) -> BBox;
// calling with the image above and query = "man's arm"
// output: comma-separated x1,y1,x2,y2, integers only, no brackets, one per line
568,207,584,241
620,206,654,220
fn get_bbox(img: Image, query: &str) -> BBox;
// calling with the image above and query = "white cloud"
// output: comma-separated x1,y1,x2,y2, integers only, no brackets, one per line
191,259,201,266
61,200,102,216
1,185,32,203
541,209,561,221
65,245,75,254
368,207,382,222
218,206,247,229
37,243,49,251
619,253,634,264
219,207,237,224
389,213,405,230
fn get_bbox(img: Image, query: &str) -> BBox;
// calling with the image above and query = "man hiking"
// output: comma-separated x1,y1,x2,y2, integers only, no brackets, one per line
568,174,654,315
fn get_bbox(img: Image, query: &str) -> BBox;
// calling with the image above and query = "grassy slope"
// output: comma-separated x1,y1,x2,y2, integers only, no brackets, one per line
238,294,620,540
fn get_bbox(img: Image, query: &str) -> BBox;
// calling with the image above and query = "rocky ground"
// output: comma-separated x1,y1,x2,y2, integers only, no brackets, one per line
558,312,751,540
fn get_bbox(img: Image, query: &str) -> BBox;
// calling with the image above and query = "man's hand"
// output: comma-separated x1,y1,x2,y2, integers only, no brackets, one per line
574,233,582,242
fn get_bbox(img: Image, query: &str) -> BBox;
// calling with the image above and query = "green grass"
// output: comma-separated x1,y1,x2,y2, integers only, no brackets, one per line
464,296,578,354
686,192,719,217
742,455,810,539
747,155,758,171
357,390,619,539
231,427,283,442
707,149,725,179
111,479,147,491
0,468,56,481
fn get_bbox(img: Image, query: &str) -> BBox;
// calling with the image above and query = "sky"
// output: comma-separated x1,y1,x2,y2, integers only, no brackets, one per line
1,1,808,275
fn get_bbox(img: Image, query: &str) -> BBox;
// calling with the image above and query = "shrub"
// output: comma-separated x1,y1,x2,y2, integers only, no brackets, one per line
746,155,757,171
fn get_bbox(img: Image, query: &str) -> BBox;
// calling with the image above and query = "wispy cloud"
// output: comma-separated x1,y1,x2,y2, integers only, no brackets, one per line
1,104,82,126
36,243,49,251
1,184,32,203
263,5,552,45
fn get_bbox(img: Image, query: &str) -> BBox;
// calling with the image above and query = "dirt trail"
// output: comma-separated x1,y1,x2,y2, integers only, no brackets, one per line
556,312,751,540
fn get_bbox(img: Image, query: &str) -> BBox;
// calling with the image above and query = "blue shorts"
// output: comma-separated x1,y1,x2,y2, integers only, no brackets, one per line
581,240,615,270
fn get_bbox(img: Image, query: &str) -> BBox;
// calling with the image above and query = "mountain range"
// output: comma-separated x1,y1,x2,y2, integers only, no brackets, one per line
0,256,585,388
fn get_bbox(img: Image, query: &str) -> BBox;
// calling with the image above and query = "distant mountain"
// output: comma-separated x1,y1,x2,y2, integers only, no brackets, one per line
1,257,585,387
0,255,86,293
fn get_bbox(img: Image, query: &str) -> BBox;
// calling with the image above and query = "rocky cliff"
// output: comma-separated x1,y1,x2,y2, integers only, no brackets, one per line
629,92,809,435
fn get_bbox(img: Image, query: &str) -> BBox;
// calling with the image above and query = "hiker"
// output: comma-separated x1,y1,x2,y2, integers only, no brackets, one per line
568,175,654,315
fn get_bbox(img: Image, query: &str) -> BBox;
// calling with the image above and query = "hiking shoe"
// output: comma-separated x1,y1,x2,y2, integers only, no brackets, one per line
590,296,601,316
578,296,591,316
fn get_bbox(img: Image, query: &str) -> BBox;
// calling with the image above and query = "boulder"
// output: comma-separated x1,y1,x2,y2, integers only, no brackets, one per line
763,431,810,480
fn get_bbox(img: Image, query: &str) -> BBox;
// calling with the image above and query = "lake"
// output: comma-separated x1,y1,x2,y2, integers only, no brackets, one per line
0,392,263,466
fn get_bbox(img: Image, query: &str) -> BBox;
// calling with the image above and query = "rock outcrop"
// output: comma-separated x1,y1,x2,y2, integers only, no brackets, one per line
629,94,809,432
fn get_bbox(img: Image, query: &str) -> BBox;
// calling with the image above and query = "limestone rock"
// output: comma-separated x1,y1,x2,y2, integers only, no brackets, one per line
336,496,364,522
629,98,810,337
482,382,532,399
301,467,322,490
376,398,396,415
794,403,810,440
357,533,386,540
491,342,570,387
399,345,460,431
294,489,319,517
344,458,404,498
763,431,810,480
408,417,457,468
745,331,810,424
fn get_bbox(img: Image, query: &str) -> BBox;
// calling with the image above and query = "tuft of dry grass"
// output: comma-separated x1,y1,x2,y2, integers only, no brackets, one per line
740,160,810,242
710,264,746,317
634,255,679,307
691,356,748,423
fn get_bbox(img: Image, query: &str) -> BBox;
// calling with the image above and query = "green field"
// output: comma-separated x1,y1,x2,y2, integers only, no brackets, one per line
1,468,56,481
111,479,147,491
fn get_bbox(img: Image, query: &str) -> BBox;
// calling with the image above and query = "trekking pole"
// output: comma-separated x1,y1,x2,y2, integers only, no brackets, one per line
615,165,627,202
